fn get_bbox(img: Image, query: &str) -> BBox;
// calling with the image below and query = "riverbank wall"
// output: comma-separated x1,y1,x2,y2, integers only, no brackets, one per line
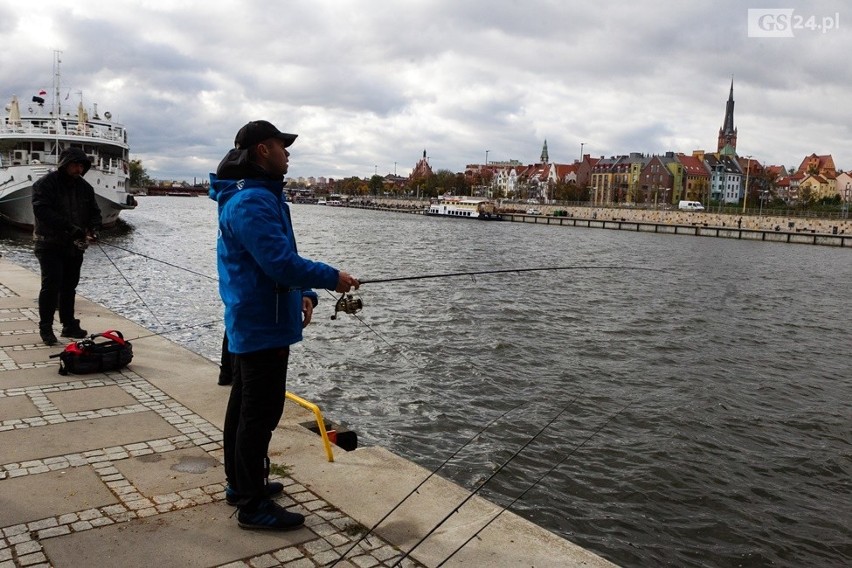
0,257,615,568
345,199,852,247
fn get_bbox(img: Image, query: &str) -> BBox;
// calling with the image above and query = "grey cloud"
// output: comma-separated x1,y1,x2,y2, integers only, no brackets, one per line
2,0,850,180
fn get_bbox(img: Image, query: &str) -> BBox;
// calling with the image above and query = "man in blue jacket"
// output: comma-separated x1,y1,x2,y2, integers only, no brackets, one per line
209,120,359,530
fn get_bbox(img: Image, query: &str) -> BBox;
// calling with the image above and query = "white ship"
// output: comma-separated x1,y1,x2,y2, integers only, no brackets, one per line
0,56,136,229
426,195,501,219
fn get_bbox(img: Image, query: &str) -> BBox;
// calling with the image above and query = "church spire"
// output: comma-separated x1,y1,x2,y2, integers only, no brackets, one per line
717,79,737,154
540,139,549,164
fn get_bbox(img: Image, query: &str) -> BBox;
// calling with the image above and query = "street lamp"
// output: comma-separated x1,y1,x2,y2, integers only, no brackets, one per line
742,155,752,213
580,142,585,162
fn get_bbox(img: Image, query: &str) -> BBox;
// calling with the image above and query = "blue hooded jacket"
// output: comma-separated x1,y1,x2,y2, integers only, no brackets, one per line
209,169,338,354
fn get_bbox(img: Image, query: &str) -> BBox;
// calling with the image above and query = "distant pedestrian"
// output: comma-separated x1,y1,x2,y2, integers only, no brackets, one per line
209,120,359,531
32,148,102,345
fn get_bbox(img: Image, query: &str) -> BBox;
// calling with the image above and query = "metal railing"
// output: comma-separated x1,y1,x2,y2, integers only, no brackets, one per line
284,391,336,462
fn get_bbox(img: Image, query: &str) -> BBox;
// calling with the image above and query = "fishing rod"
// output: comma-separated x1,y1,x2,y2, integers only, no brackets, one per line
123,318,224,343
435,400,635,567
100,241,656,321
97,242,165,327
330,265,661,318
389,394,583,568
327,400,529,567
359,265,660,285
93,240,226,343
98,241,218,282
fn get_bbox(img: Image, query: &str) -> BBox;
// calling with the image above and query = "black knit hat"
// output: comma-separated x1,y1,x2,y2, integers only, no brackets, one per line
234,120,297,149
58,147,92,175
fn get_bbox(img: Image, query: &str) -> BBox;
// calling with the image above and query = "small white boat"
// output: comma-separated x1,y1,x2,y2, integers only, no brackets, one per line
526,208,542,215
426,196,501,220
0,54,136,229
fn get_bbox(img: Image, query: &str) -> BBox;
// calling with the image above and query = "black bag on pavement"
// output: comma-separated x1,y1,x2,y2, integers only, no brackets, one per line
51,330,134,375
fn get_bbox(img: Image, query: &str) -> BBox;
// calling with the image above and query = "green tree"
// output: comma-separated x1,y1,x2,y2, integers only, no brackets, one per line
368,174,384,195
430,169,458,195
338,176,363,196
128,159,152,188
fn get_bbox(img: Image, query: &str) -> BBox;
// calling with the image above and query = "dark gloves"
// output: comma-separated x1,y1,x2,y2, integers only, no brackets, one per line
69,226,86,240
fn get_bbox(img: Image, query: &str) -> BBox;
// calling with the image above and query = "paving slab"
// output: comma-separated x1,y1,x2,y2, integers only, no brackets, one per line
0,411,180,464
0,395,40,421
41,501,315,568
0,257,615,568
115,447,224,497
47,385,137,414
0,320,35,332
0,297,33,310
0,465,118,526
0,367,91,389
6,346,60,365
0,332,45,347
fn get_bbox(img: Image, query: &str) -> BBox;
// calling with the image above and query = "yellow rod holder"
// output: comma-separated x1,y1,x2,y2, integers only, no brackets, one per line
285,391,335,462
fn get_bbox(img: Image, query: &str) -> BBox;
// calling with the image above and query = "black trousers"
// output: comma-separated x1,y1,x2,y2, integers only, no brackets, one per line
34,246,84,329
223,346,289,507
219,332,233,383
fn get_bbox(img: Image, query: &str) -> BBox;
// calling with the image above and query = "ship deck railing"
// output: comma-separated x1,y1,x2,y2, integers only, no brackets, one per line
0,122,125,143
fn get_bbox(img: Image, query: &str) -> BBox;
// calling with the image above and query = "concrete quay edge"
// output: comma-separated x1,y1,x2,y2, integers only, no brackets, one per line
0,256,616,568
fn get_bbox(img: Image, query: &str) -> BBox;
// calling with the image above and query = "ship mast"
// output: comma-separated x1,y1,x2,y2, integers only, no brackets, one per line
53,50,62,116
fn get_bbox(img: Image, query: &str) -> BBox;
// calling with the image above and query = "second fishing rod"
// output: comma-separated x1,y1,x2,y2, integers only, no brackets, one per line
98,241,659,323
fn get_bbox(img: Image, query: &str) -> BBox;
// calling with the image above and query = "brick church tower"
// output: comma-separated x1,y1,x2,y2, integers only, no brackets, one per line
717,79,737,155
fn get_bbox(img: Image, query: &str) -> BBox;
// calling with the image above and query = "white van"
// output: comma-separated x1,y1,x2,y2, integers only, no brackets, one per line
678,200,705,211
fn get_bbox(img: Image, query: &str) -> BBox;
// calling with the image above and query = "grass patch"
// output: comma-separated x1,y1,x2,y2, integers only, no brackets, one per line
343,522,368,537
269,462,292,477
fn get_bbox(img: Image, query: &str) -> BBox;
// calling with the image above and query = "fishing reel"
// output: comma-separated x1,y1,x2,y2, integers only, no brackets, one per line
331,293,363,320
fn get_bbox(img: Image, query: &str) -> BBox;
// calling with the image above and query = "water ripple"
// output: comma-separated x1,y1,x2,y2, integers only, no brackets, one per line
2,199,850,568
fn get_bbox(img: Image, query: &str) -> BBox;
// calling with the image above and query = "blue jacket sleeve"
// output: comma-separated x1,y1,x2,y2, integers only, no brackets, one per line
227,191,339,290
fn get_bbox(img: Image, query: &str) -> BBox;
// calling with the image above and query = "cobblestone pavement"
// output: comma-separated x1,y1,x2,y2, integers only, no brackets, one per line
0,257,616,568
0,285,423,568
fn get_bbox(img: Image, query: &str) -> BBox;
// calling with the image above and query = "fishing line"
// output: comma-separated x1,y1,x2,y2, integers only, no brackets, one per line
327,400,529,567
321,289,417,366
97,242,165,327
98,241,218,282
390,394,583,567
435,399,635,567
122,318,224,343
360,265,660,285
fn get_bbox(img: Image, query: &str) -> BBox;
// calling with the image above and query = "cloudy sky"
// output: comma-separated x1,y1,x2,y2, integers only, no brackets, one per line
2,0,850,181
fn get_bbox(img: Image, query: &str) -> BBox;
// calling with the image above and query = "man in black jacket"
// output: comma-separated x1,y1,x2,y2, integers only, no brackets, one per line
32,147,102,345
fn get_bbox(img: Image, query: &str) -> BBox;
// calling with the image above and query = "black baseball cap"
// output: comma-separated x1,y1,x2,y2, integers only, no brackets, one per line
234,120,297,149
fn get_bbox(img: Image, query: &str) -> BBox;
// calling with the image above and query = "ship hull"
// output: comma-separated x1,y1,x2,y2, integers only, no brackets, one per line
0,172,136,230
2,81,137,230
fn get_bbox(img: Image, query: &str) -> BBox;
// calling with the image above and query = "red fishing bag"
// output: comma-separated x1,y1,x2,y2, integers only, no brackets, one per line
51,330,134,375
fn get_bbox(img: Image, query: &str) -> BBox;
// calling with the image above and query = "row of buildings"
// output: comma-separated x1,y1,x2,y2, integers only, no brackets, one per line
293,81,849,206
470,147,849,206
459,82,849,206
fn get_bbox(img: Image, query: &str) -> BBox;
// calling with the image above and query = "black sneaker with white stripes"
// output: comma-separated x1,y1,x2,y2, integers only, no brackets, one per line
237,499,304,531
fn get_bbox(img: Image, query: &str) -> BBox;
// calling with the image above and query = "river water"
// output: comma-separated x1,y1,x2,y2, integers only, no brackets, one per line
1,197,849,568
